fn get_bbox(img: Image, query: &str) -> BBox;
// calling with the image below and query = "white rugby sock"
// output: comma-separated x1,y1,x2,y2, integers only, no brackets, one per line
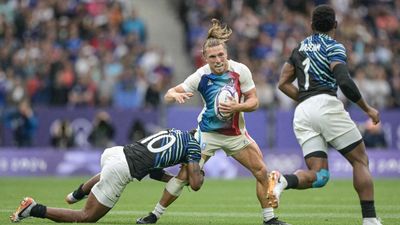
152,203,166,219
262,207,274,222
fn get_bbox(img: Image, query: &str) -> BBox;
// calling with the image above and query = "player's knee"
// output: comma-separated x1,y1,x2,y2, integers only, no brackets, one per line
165,177,188,196
312,169,330,188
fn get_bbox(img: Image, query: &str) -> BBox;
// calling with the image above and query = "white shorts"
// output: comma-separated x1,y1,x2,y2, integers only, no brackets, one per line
196,130,255,156
293,94,362,156
92,146,133,208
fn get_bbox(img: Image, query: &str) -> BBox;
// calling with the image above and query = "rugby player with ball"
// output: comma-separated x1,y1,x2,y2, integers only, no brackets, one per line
136,19,290,225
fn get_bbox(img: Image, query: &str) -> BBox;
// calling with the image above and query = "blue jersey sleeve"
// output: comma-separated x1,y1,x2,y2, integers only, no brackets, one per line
327,42,347,64
186,139,201,163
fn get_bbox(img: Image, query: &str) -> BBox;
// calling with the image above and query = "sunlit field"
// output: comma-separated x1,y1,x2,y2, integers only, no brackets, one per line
1,178,398,225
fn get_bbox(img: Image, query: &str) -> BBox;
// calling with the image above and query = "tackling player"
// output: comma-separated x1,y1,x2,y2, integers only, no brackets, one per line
10,129,204,223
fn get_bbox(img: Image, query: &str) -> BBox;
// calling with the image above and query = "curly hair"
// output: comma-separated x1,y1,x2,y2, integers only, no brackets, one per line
311,5,336,33
202,18,232,54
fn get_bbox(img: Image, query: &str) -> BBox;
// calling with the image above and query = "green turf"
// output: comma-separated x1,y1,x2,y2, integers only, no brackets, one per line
0,177,398,225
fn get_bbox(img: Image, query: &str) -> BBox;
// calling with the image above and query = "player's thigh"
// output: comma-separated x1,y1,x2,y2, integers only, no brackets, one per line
293,114,319,147
320,97,358,142
198,132,224,156
301,135,328,157
301,135,329,170
329,127,363,153
223,131,255,156
232,142,266,174
92,147,132,208
200,131,254,156
330,128,367,165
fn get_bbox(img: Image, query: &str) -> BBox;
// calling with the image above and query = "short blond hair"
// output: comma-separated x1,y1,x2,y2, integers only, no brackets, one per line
202,18,232,55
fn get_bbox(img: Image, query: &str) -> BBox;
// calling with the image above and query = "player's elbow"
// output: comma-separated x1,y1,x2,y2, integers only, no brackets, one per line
191,184,201,191
190,181,202,191
336,75,350,88
278,81,289,93
277,82,284,92
189,177,203,191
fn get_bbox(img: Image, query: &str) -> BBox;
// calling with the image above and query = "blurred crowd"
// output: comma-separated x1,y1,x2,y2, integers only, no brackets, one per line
178,0,400,109
0,0,397,148
1,0,399,111
0,0,172,110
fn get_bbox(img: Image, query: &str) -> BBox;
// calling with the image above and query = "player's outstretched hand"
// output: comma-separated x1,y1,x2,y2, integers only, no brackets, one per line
173,92,194,104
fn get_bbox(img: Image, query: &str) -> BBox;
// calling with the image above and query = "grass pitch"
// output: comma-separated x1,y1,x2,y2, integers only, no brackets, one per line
0,177,398,225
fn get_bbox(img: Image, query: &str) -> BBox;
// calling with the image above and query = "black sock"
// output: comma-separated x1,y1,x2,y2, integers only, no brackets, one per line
73,184,87,200
283,174,298,189
361,200,376,218
30,204,47,218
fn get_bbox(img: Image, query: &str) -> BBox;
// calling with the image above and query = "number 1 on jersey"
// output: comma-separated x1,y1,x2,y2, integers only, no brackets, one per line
302,57,310,90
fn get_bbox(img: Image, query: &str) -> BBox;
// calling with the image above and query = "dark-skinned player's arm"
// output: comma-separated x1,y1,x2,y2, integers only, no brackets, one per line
186,162,204,191
278,62,298,101
330,61,380,125
149,169,174,182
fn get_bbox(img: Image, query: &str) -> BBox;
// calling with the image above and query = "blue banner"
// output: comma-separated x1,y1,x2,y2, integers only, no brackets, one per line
1,148,399,178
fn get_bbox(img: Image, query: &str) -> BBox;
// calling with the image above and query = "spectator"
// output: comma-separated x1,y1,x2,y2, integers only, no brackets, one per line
50,119,75,149
121,8,147,44
5,99,38,147
68,74,96,107
361,119,388,149
112,68,144,109
88,111,115,148
144,83,161,109
0,0,160,110
179,1,400,110
128,119,147,142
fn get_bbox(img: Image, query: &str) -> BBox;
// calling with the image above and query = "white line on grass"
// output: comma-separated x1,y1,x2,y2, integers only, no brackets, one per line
118,211,400,219
1,210,399,219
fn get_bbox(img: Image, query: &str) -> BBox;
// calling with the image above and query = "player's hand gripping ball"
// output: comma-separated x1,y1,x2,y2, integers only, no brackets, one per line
214,85,239,121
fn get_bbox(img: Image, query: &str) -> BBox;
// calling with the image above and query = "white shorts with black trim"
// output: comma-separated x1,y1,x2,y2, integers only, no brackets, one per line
293,94,362,157
92,146,133,208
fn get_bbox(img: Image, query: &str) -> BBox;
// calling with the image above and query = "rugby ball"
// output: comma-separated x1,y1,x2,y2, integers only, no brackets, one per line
214,85,239,121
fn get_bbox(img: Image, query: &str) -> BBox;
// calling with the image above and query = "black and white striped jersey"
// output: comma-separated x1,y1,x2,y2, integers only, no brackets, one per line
288,33,347,102
123,129,201,180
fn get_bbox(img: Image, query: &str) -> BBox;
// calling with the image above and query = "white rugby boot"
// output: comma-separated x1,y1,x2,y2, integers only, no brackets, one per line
267,171,287,208
10,197,36,222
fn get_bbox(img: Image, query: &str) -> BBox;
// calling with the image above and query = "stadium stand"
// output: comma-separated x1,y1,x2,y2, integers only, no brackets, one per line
177,0,400,109
0,0,399,148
